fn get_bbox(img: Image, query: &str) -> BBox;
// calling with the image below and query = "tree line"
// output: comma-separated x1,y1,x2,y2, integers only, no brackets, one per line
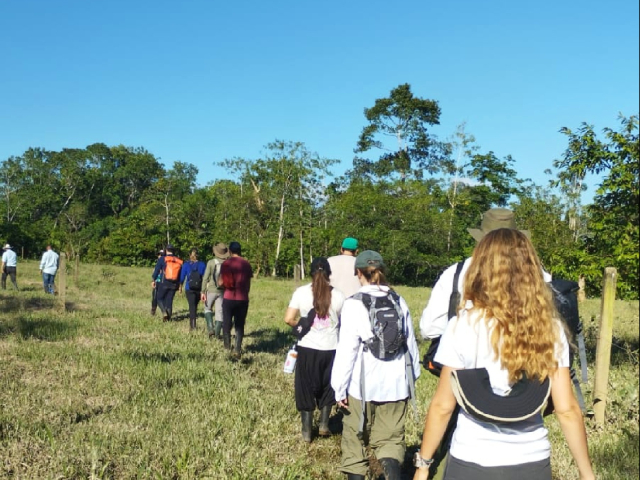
1,85,637,299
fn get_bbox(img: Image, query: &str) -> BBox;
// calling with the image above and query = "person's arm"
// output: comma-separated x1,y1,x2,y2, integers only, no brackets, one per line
413,366,458,480
419,269,453,339
551,367,595,480
401,296,421,381
283,307,300,327
39,254,45,272
178,263,188,293
331,299,364,409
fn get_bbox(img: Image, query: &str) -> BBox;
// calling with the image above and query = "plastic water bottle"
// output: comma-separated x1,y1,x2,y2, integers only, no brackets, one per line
283,344,298,373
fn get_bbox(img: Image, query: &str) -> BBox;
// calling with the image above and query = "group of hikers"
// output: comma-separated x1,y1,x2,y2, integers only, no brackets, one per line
150,208,595,480
151,241,252,359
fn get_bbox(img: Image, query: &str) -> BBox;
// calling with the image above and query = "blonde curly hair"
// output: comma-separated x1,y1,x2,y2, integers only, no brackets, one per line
463,228,561,383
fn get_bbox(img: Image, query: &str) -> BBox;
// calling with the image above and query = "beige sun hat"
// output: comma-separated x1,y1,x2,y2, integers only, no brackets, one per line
3,243,12,250
467,208,530,242
213,243,230,260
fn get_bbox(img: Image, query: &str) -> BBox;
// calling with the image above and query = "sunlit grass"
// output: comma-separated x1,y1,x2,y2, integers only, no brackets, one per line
0,260,637,479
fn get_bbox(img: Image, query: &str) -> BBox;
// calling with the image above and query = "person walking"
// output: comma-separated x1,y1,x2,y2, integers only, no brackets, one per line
418,208,546,479
1,243,19,291
284,257,345,443
151,245,183,322
331,250,421,480
39,244,59,294
327,237,361,298
412,229,594,480
219,241,253,359
151,249,164,315
179,248,206,331
202,243,229,339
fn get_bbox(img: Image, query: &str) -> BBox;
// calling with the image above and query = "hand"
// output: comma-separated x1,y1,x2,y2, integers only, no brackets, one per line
151,281,156,288
179,288,183,295
201,293,206,302
336,399,349,411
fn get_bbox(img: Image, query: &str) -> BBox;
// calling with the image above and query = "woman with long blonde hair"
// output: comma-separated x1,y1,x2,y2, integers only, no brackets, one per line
413,229,594,480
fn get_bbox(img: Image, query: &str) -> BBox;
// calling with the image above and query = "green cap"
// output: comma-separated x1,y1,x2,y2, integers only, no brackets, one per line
354,250,385,269
341,237,359,250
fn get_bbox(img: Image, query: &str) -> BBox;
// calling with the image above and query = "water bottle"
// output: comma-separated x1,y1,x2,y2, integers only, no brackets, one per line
283,344,298,374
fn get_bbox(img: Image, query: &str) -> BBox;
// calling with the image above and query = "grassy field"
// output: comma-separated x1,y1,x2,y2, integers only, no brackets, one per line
1,260,638,479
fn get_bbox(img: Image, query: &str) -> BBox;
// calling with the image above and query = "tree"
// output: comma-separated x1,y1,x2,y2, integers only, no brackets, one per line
555,114,639,298
352,83,446,182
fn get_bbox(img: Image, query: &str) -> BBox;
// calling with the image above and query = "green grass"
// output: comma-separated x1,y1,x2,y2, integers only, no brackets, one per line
1,260,638,479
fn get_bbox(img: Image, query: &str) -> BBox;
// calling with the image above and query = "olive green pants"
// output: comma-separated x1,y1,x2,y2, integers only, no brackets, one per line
340,395,407,476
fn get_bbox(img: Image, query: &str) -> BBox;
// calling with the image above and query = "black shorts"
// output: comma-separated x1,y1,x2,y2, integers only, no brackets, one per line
444,455,551,480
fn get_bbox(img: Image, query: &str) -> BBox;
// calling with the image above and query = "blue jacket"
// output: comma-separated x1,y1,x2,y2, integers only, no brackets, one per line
179,260,206,291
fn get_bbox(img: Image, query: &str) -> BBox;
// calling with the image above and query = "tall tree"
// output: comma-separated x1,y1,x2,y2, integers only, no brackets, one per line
353,83,445,182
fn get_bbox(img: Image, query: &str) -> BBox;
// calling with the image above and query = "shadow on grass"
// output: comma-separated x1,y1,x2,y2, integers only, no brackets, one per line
126,350,210,364
583,331,639,367
0,316,78,341
245,327,294,354
0,292,78,313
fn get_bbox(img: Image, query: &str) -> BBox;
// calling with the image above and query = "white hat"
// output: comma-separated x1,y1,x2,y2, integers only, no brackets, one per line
3,244,11,250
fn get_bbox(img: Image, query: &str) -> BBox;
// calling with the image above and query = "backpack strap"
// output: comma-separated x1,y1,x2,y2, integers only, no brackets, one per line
448,261,465,320
571,368,587,412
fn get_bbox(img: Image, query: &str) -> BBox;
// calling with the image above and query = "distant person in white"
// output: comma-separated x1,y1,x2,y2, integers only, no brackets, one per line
1,243,19,290
327,237,361,298
39,244,60,294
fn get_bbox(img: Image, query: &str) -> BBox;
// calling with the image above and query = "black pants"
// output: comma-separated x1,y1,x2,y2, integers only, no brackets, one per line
157,283,178,319
151,286,159,313
444,456,551,480
294,346,336,411
185,289,201,329
1,267,18,290
222,299,249,351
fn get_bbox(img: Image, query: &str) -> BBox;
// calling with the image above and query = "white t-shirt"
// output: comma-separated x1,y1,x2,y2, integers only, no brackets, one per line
327,254,361,298
288,283,345,351
435,306,570,467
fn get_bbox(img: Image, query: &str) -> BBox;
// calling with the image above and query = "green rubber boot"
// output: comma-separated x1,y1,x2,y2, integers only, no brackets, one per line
214,320,223,339
205,311,215,339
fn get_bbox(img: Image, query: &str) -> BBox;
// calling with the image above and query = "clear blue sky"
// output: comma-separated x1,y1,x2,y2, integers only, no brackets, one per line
1,0,638,200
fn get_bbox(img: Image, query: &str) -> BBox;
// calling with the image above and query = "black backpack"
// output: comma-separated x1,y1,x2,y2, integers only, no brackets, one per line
352,290,407,360
188,265,203,291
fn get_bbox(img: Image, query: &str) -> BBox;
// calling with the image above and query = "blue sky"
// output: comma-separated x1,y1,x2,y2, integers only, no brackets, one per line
1,0,638,201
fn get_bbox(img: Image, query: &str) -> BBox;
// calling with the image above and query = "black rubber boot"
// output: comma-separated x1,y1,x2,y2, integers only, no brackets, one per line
318,405,331,436
379,458,401,480
233,329,244,358
223,332,231,350
301,411,313,443
346,474,366,480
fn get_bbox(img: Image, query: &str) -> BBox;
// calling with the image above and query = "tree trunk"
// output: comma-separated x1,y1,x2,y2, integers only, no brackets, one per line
272,193,286,277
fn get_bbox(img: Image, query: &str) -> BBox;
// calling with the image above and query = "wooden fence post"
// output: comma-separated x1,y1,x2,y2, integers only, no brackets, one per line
294,264,301,284
593,267,617,424
58,253,67,312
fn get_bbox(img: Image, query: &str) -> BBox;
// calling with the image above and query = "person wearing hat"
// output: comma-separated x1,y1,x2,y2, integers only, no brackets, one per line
331,250,420,480
418,207,542,479
150,249,165,315
219,241,253,358
1,243,19,291
201,243,229,339
151,244,183,322
39,244,60,294
327,237,362,298
413,229,594,480
284,257,345,443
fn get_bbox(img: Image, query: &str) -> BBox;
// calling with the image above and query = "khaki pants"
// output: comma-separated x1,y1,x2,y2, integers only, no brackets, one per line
204,290,223,321
341,395,407,476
